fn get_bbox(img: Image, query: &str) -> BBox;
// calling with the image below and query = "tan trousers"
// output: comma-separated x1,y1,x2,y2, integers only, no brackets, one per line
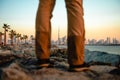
36,0,85,66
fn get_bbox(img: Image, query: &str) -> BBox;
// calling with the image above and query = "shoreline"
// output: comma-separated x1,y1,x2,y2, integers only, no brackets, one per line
85,44,120,46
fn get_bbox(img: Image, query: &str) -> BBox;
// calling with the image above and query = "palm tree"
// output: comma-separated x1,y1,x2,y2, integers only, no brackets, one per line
0,32,4,45
30,35,35,44
23,35,28,43
3,24,10,45
9,30,16,45
20,36,24,44
16,33,21,45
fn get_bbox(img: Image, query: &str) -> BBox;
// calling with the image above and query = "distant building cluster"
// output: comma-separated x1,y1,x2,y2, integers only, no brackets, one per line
51,36,67,46
86,37,120,45
52,37,120,46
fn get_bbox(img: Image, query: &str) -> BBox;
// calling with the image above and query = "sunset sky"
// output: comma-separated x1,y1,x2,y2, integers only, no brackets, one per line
0,0,120,41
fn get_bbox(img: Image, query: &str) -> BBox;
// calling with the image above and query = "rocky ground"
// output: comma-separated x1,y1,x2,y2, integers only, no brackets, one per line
0,44,120,80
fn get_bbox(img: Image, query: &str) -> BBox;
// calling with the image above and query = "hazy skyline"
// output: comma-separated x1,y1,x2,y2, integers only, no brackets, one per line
0,0,120,40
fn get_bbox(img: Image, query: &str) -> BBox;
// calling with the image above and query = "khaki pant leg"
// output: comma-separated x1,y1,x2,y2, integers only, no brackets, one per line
35,0,56,60
65,0,85,65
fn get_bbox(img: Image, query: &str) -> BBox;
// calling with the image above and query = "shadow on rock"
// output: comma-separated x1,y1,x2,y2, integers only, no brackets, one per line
109,69,120,75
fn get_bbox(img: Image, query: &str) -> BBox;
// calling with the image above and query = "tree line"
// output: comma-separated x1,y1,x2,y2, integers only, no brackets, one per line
0,24,29,46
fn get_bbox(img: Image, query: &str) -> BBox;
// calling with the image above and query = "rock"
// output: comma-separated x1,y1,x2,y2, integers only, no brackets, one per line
0,54,16,67
2,63,32,80
90,65,117,73
0,45,120,80
0,50,12,55
54,61,69,70
85,49,120,67
0,53,120,80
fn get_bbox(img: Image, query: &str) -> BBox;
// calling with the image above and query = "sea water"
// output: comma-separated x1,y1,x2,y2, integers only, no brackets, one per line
85,46,120,55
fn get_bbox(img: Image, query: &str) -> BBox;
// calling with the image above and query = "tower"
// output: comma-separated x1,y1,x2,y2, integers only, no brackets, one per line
58,26,60,45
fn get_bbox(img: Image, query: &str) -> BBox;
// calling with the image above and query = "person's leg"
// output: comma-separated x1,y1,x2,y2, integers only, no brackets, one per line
65,0,87,71
36,0,56,65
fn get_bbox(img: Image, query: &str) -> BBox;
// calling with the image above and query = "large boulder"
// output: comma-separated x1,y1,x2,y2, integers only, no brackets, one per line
85,49,120,66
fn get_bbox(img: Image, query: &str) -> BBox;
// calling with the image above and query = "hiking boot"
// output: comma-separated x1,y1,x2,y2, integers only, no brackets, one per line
34,59,54,69
68,63,90,72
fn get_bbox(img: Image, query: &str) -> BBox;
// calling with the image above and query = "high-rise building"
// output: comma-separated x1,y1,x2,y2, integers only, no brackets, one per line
106,37,111,44
88,39,96,45
112,38,119,44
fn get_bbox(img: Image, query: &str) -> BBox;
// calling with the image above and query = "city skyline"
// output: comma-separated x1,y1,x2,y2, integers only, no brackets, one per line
0,0,120,41
86,37,120,45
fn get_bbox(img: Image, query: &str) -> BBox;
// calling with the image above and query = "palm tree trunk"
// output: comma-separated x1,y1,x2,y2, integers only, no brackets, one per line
4,31,6,46
0,35,2,45
17,38,20,45
11,37,14,46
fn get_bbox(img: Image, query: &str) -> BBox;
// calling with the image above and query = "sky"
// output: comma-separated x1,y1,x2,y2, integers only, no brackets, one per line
0,0,120,41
